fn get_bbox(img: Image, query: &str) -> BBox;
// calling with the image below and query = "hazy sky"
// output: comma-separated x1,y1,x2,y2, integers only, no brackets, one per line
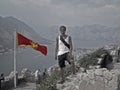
0,0,120,29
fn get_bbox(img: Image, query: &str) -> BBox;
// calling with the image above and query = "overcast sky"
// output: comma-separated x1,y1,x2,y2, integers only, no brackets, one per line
0,0,120,29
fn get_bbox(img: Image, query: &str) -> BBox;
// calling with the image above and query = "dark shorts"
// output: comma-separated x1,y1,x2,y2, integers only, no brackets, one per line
58,52,71,68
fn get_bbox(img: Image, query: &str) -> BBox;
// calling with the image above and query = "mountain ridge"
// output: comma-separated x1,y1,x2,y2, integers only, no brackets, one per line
0,16,52,54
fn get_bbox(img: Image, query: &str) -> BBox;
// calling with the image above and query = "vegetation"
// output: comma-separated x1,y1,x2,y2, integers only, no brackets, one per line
78,48,108,69
36,66,72,90
36,70,59,90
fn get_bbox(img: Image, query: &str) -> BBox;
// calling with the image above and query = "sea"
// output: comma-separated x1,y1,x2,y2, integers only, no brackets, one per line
0,40,112,75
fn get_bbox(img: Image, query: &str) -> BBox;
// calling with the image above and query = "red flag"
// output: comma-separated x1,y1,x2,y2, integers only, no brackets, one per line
17,32,47,55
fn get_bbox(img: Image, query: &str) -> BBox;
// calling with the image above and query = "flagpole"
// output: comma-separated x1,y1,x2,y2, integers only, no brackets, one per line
14,30,17,88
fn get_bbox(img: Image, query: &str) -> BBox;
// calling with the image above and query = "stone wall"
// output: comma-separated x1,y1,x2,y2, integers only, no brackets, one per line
57,68,120,90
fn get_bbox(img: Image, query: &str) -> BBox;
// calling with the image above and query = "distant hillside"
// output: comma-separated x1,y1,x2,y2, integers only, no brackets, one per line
69,24,120,42
35,25,120,48
0,16,52,54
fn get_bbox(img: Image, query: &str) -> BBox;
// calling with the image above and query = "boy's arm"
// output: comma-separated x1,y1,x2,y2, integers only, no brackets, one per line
69,36,73,55
55,37,58,60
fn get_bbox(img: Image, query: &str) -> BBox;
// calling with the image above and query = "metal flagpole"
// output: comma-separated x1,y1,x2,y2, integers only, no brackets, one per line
14,30,17,88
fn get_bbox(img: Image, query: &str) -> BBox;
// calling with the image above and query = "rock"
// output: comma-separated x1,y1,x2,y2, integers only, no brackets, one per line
79,80,88,90
97,58,102,64
95,76,104,82
108,78,118,90
57,84,65,90
77,73,85,80
111,69,120,75
89,65,94,69
94,68,106,76
95,65,101,69
87,70,95,80
104,79,108,85
57,68,120,90
103,70,113,80
94,80,106,90
47,64,59,76
82,74,89,81
90,80,95,85
117,75,120,90
114,63,120,69
21,68,34,82
8,71,18,79
79,67,86,73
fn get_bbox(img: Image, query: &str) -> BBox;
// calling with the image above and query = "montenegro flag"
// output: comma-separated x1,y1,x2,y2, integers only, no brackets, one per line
16,32,47,56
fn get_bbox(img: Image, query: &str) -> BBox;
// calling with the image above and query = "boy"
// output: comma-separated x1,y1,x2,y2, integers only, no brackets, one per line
55,25,75,84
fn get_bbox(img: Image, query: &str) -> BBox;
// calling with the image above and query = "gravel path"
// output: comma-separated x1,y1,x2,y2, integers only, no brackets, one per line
12,83,36,90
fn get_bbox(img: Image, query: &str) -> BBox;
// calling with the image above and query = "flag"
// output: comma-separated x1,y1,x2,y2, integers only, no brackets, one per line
16,32,47,55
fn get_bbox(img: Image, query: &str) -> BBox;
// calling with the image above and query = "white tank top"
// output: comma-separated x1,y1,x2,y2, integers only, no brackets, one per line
57,35,70,56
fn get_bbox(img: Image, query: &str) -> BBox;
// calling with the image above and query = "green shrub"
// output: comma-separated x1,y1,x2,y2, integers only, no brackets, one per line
78,48,107,69
37,66,73,90
36,70,59,90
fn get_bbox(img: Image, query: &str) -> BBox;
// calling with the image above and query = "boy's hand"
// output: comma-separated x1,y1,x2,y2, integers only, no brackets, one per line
55,55,57,60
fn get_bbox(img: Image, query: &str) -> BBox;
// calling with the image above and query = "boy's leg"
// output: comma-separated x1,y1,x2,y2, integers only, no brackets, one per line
60,68,65,82
58,67,65,84
67,54,76,74
70,55,76,74
71,60,76,74
58,54,66,83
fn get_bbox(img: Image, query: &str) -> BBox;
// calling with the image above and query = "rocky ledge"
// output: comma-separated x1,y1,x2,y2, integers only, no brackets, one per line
57,68,120,90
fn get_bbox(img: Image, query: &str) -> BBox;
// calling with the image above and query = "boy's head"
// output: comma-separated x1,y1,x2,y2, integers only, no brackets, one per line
59,26,66,35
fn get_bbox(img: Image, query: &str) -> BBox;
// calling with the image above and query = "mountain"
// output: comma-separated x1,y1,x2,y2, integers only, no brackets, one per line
70,25,120,48
0,16,52,54
69,24,119,41
35,24,120,48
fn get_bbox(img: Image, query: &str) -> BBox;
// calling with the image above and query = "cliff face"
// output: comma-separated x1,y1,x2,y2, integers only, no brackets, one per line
57,68,120,90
